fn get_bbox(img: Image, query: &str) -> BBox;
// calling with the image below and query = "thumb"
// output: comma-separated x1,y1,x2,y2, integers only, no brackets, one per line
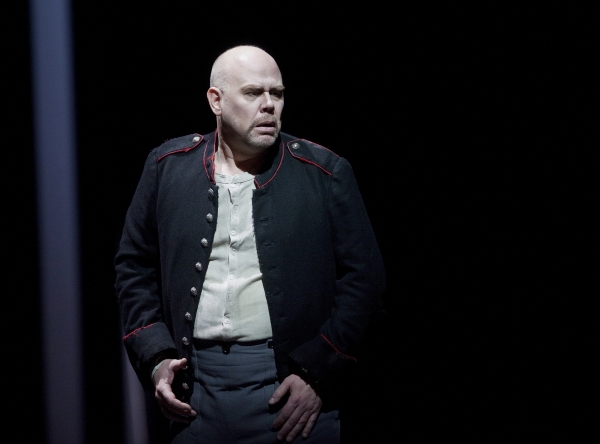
170,357,188,372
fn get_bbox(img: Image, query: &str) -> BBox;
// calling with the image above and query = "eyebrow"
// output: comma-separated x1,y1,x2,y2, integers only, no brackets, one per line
242,85,285,92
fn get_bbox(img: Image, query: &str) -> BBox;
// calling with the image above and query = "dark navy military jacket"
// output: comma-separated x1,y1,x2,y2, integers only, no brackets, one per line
115,131,386,405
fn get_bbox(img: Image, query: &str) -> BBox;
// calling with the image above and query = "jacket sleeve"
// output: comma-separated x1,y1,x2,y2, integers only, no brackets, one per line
288,156,386,396
114,150,178,390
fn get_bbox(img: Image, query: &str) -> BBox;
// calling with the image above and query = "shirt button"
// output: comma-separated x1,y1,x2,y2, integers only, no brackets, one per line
206,213,214,223
190,287,198,296
195,262,203,271
185,312,192,321
201,238,208,247
291,142,300,149
192,136,200,142
182,382,190,390
182,337,190,345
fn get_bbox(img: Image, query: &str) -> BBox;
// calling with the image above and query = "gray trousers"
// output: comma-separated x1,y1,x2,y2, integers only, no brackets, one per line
170,339,340,444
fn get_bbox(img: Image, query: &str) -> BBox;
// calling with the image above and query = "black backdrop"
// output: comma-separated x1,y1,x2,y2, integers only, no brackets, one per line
6,2,596,443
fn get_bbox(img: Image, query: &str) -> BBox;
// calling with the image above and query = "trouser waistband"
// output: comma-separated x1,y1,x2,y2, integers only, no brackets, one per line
193,338,273,354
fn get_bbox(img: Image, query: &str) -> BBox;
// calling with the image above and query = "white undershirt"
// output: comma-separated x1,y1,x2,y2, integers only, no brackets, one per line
193,172,272,341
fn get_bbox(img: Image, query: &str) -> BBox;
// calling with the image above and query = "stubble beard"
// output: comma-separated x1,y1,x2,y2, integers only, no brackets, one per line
221,116,280,152
242,119,280,150
242,131,278,150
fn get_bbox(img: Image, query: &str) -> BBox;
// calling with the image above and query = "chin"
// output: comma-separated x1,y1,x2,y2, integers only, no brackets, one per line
246,133,278,149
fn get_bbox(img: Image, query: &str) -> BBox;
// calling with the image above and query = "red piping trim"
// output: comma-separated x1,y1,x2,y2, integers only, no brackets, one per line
291,155,333,175
255,139,285,188
320,333,357,362
156,134,203,163
123,323,155,341
203,136,217,183
287,138,336,175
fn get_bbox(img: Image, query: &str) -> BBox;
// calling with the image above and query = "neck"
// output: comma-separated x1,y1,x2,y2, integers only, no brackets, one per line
214,144,267,176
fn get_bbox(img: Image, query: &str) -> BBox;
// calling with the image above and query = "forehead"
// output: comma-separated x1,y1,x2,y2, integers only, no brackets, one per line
227,54,283,89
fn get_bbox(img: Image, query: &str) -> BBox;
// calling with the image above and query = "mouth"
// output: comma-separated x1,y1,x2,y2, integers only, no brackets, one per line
255,120,276,128
254,120,277,133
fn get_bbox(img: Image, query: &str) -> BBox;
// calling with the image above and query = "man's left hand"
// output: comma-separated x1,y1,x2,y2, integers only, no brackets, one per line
269,374,322,442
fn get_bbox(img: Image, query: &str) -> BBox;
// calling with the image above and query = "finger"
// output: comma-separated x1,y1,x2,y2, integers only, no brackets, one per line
170,358,187,372
160,396,196,414
278,410,311,442
155,382,196,417
157,395,196,419
157,388,196,413
301,410,319,439
269,379,290,405
271,409,286,430
160,406,195,424
273,400,305,438
270,396,297,430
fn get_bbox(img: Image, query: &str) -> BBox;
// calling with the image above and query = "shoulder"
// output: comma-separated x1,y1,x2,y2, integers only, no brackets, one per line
151,132,211,162
280,132,342,175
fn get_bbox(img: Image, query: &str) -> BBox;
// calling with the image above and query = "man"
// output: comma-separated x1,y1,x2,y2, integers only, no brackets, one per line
115,45,386,443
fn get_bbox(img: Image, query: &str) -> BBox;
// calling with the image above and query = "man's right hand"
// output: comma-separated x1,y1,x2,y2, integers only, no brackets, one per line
153,358,197,423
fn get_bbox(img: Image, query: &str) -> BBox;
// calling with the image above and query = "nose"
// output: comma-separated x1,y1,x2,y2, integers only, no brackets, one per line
260,93,275,112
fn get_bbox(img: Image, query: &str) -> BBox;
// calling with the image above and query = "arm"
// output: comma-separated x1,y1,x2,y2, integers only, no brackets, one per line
115,151,178,389
270,156,386,441
288,156,386,396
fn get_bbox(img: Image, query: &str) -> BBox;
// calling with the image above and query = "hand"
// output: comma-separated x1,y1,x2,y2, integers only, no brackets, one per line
269,374,322,442
153,358,197,423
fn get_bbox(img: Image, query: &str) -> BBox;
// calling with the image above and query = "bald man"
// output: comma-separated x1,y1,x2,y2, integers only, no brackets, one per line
115,45,386,443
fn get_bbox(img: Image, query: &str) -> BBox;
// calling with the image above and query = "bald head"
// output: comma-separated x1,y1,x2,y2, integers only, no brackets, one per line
206,44,284,156
210,45,281,92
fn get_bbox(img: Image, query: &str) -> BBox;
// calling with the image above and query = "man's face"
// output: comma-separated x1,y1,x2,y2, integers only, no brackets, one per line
219,57,285,151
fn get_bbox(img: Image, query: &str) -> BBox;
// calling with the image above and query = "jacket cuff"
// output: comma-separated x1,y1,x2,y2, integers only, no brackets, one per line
288,335,358,398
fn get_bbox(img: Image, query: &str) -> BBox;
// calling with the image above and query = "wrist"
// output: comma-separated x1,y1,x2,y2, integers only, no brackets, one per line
151,359,166,381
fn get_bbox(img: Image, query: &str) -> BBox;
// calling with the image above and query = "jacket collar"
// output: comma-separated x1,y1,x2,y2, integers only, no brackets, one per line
202,130,284,188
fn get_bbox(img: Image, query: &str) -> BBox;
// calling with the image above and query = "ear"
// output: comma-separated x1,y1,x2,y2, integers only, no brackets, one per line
207,87,223,116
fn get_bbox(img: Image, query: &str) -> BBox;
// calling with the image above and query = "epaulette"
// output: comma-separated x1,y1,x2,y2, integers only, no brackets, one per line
280,132,340,175
154,133,205,162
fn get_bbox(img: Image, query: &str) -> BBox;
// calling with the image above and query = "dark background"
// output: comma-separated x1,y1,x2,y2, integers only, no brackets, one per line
6,2,596,443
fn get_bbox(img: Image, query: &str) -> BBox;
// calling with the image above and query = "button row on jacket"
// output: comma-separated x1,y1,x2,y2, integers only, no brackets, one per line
182,185,214,393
